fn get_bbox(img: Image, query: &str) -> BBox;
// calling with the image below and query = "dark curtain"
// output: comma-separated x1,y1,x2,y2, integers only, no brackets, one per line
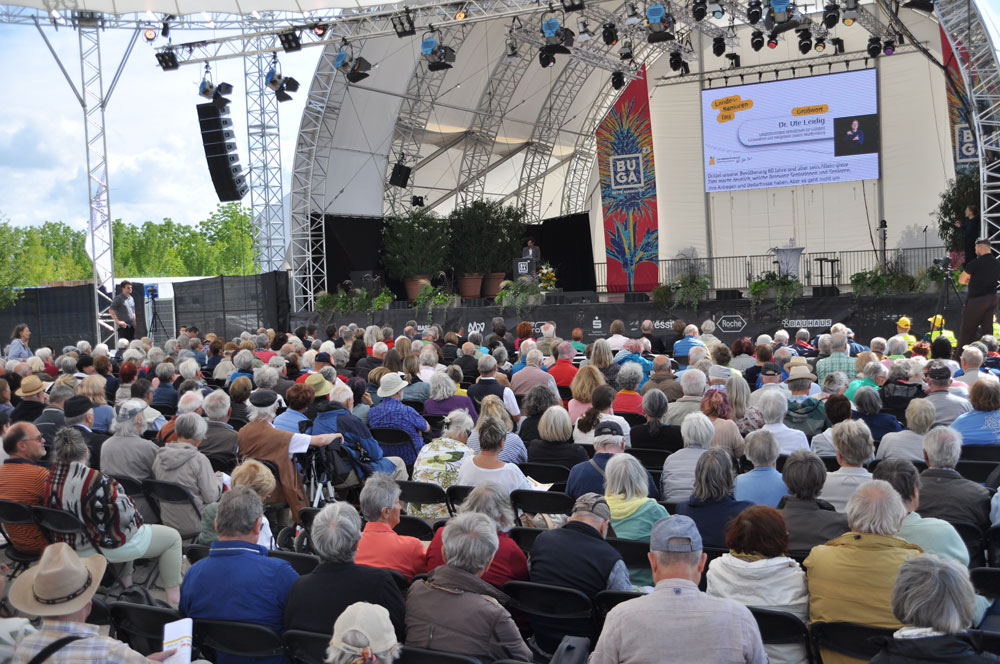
323,214,391,293
528,213,596,292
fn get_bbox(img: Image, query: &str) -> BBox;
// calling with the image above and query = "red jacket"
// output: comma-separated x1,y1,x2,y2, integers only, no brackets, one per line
547,358,578,387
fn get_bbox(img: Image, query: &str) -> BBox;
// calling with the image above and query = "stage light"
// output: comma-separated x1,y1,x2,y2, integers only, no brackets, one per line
335,48,372,83
143,27,158,42
279,30,302,52
156,49,179,70
421,32,457,70
797,29,811,54
669,50,683,70
391,11,416,37
538,48,556,67
619,40,634,61
712,36,726,57
747,0,762,23
602,22,618,45
646,4,675,43
161,16,172,38
768,0,791,24
842,0,858,25
411,196,425,207
454,9,467,20
867,35,882,57
882,38,895,55
830,37,845,53
312,23,329,37
767,32,779,48
541,14,575,54
562,0,585,11
692,0,707,21
726,52,741,68
623,2,641,26
198,69,234,109
814,37,826,52
265,56,300,101
504,37,519,61
750,30,764,51
577,19,594,42
611,71,625,90
823,3,839,28
707,1,724,19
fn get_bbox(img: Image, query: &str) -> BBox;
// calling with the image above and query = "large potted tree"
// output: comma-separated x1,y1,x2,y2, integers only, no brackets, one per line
381,208,450,301
448,202,494,298
483,202,528,298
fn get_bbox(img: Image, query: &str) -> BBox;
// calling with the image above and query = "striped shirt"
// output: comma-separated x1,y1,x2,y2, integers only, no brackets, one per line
0,458,49,553
816,352,856,383
15,620,149,663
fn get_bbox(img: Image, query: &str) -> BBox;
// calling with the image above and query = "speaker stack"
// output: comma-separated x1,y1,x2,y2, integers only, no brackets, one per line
197,103,248,202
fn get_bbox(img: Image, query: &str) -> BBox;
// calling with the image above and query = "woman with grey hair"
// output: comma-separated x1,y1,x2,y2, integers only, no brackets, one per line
819,371,849,400
425,482,528,588
778,449,850,551
819,419,875,512
526,405,588,467
604,453,669,585
363,325,382,350
725,374,764,436
405,512,533,663
228,349,256,386
152,412,223,538
422,371,478,422
100,398,162,483
853,385,902,443
876,398,935,462
325,602,402,664
870,555,997,663
457,416,531,494
734,430,788,507
410,409,475,519
492,345,512,375
285,502,406,640
628,388,684,452
354,473,428,579
674,447,753,548
661,412,715,502
517,384,561,443
612,362,644,414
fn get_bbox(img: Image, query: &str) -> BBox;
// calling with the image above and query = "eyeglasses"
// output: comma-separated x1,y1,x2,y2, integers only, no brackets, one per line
22,434,44,443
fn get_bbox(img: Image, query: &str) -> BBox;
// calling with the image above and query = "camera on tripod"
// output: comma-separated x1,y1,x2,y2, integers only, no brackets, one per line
932,256,952,268
144,284,159,300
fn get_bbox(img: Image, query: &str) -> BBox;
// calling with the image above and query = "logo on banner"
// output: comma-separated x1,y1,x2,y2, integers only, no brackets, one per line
516,260,531,276
956,124,977,164
783,318,832,328
466,321,485,334
717,315,747,334
592,317,603,331
610,153,644,191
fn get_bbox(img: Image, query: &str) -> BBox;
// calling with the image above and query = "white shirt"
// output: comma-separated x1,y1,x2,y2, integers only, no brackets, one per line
573,413,632,447
820,467,873,512
456,457,531,494
875,430,926,462
761,423,808,455
810,429,836,457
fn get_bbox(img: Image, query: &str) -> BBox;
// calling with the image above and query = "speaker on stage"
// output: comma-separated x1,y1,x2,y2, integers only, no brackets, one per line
389,162,411,188
197,103,248,202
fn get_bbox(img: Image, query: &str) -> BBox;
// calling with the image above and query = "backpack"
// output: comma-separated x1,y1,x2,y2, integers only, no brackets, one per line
784,399,828,440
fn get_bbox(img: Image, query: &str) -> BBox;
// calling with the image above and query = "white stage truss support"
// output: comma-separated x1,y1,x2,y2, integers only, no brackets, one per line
244,30,286,273
935,0,1000,244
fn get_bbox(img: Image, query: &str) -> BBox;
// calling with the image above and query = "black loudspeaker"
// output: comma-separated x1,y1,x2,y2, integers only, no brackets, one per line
389,162,411,188
197,103,248,202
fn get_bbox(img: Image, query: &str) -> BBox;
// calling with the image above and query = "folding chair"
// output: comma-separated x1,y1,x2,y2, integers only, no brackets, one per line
509,527,544,554
284,629,332,664
141,479,203,542
577,443,596,458
748,607,814,664
398,481,454,517
445,485,474,511
109,601,182,655
31,505,127,594
605,538,651,568
593,590,642,623
626,447,669,470
809,621,895,661
397,646,482,663
109,475,144,498
0,500,42,576
502,580,596,656
424,414,446,436
510,490,575,526
371,428,419,459
516,462,570,484
184,543,211,565
268,549,320,575
956,460,1000,484
402,400,425,413
963,447,1000,462
619,412,646,427
394,515,435,541
951,522,986,568
193,619,286,660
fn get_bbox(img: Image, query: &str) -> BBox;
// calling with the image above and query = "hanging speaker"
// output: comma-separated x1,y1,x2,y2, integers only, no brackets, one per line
197,103,248,202
389,162,412,188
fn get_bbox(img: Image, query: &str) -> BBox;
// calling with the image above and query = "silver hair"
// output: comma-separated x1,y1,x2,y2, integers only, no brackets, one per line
111,403,146,437
178,359,199,381
477,354,497,375
53,426,89,464
745,430,780,467
363,325,382,347
58,354,82,374
854,386,883,416
821,371,849,395
962,346,984,368
458,482,516,531
522,385,560,418
684,325,699,336
756,334,773,346
429,371,458,401
904,399,935,435
605,453,650,500
887,336,909,356
492,346,508,365
863,361,889,381
122,349,143,365
254,366,279,390
773,329,789,342
983,335,1000,353
442,409,475,439
164,339,178,355
757,389,788,424
832,419,874,465
76,340,92,354
419,347,438,367
618,362,643,391
319,366,339,384
372,342,388,356
332,348,349,368
233,350,255,371
93,343,109,357
846,479,906,535
525,349,544,367
177,391,204,414
679,368,707,396
891,555,976,634
248,402,278,423
786,377,812,393
830,332,848,352
773,347,793,367
34,347,53,361
923,426,962,468
796,328,810,342
48,385,76,406
311,502,362,564
782,449,827,500
688,346,708,365
215,486,263,537
887,360,909,381
702,320,717,334
538,406,573,441
329,383,353,406
174,411,207,441
267,355,287,370
256,333,269,348
817,334,833,355
693,447,735,501
202,389,231,421
641,389,668,422
870,337,887,353
681,412,715,449
725,374,751,419
441,512,499,574
359,473,401,522
906,357,926,379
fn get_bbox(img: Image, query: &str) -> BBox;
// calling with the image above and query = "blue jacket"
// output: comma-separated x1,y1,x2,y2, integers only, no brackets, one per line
150,384,178,408
307,401,398,476
566,453,659,500
676,495,755,548
613,352,653,389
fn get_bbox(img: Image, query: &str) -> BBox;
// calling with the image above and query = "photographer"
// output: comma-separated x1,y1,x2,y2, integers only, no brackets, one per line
110,280,136,341
957,238,1000,355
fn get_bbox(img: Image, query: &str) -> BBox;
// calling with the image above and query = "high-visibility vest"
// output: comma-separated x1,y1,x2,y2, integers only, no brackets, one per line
900,333,917,349
924,329,957,346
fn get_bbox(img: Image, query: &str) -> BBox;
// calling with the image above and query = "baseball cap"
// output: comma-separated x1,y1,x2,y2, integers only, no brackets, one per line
249,389,278,407
760,362,782,377
572,493,611,521
650,515,703,553
896,316,912,330
928,314,946,328
315,352,332,364
593,420,624,438
330,602,398,658
708,365,731,380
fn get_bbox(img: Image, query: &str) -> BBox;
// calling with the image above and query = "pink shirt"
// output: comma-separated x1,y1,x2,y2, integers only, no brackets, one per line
568,399,591,423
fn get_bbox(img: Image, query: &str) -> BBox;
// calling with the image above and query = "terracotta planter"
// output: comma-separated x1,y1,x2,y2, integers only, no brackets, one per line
404,275,431,302
482,272,506,298
457,273,484,299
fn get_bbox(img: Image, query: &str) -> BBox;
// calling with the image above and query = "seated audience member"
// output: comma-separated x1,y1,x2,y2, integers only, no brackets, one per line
735,430,788,507
10,543,177,662
423,371,478,422
629,388,683,452
611,362,645,415
182,487,298,664
804,480,922,664
100,399,162,480
346,378,371,423
952,379,1000,445
661,413,715,503
567,420,658,499
642,355,682,401
778,450,850,551
917,426,991,531
923,360,972,426
820,371,851,402
152,412,224,537
605,453,669,586
78,375,114,433
665,369,707,426
756,389,808,455
846,360,888,402
425,482,528,588
727,374,764,436
457,417,531,494
545,342,579,388
517,384,561,444
853,386,902,443
529,493,632,652
676,448,754,548
870,555,999,664
325,602,402,664
820,419,875,512
199,389,240,465
154,389,204,445
816,332,856,383
876,398,935,462
10,375,49,424
33,383,72,452
284,502,405,639
453,342,480,384
748,362,786,408
784,365,827,438
591,514,767,664
406,513,532,662
955,346,998,388
130,379,167,433
46,426,183,605
367,373,430,467
879,360,927,426
568,364,606,422
410,410,475,519
467,354,521,420
591,338,621,388
0,422,51,553
151,362,180,408
810,394,853,457
526,405,588,467
199,459,276,547
701,389,745,459
272,383,314,433
354,473,428,579
706,506,809,664
228,376,253,423
573,385,631,446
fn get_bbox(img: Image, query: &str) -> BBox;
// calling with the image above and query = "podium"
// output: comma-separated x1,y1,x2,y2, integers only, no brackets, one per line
514,258,537,280
774,246,805,277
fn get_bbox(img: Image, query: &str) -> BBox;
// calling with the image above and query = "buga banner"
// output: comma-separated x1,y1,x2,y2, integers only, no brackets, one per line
597,65,659,293
939,26,977,174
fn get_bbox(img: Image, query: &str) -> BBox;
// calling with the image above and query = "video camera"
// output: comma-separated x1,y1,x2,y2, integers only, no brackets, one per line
932,256,952,268
144,283,159,300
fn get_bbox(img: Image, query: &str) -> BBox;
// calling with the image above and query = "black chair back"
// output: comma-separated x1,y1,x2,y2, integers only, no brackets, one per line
775,455,789,472
557,385,574,402
748,607,814,663
516,462,571,484
577,443,596,458
619,412,645,427
956,460,1000,484
502,580,596,655
394,515,435,541
109,601,182,655
30,506,94,546
951,522,986,568
593,590,642,622
445,485,474,510
0,499,42,573
371,427,418,455
268,549,320,575
398,481,453,516
424,414,446,435
699,547,728,591
284,630,331,664
185,543,211,564
109,475,144,497
968,629,1000,656
402,400,425,413
605,538,651,568
397,646,482,663
509,527,544,554
510,490,575,526
141,479,202,540
626,447,669,470
963,447,1000,462
809,621,896,660
193,619,286,659
229,418,249,431
156,404,177,417
206,453,238,475
971,567,1000,599
388,569,410,593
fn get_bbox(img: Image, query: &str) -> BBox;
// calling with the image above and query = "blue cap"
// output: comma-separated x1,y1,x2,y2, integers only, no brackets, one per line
650,515,703,552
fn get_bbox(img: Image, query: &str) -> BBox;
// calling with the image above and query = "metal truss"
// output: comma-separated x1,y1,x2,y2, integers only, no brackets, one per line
383,24,472,215
936,0,1000,247
244,30,286,273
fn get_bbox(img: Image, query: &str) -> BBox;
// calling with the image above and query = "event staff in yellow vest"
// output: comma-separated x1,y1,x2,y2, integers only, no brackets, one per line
923,315,957,346
956,238,1000,356
895,317,917,350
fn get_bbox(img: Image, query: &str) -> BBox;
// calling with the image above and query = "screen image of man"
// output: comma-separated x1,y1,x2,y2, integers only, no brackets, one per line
956,238,1000,355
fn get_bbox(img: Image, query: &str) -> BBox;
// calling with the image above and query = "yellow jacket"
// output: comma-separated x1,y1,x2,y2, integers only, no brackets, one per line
804,532,923,664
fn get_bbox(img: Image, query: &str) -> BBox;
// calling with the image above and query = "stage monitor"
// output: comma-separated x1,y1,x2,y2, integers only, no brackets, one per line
701,68,880,192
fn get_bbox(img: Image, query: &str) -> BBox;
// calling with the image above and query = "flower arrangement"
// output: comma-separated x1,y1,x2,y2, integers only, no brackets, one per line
538,263,557,291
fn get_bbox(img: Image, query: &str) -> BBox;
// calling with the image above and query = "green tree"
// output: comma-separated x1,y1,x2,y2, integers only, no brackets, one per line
0,220,22,308
935,166,980,252
199,203,255,275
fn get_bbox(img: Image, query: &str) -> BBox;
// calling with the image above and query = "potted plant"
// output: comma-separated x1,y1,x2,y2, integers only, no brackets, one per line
483,202,528,298
381,208,450,301
448,202,494,298
748,271,803,317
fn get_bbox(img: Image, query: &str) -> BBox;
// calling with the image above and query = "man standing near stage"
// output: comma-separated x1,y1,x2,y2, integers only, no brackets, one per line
110,281,136,342
957,238,1000,355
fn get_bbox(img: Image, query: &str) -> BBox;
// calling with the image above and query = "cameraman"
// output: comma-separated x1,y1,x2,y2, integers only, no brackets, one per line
110,280,136,341
957,238,1000,355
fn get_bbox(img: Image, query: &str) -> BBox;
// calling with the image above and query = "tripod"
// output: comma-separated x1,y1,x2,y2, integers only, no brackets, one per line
148,296,169,344
930,270,964,338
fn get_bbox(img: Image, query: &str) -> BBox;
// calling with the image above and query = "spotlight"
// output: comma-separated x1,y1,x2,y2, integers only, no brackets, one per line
692,0,707,21
538,49,556,67
156,49,179,70
830,37,845,53
198,74,233,109
619,39,634,60
562,0,586,11
712,36,726,57
312,23,329,37
767,32,779,48
842,0,858,25
747,0,762,23
602,22,618,46
266,58,300,102
577,19,594,42
882,38,895,55
768,0,791,24
750,30,764,51
421,33,457,70
726,52,741,68
161,16,173,38
814,37,826,52
504,38,519,61
624,2,642,25
707,1,724,19
335,49,372,83
411,196,425,207
646,4,676,43
797,29,811,54
454,9,467,20
143,27,157,42
823,3,839,28
391,11,416,37
279,30,302,52
611,71,625,90
541,15,575,54
669,50,683,70
867,35,882,57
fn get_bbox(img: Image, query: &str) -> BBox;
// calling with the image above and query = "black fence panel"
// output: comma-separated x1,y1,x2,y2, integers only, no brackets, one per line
173,272,289,341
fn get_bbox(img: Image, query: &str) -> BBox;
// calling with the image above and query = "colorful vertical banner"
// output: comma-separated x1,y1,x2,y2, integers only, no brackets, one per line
940,26,978,173
596,65,659,293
